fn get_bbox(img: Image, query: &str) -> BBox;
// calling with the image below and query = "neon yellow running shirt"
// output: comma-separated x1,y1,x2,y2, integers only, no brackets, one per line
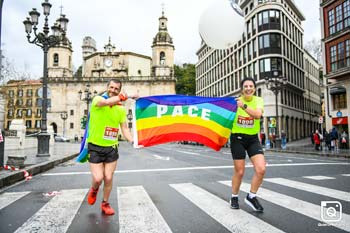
87,96,127,147
232,96,264,135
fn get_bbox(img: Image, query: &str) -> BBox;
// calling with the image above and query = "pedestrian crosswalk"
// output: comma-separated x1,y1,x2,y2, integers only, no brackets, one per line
0,177,349,233
264,178,350,201
303,175,336,180
0,192,30,210
118,186,172,233
13,189,87,233
220,181,350,232
170,183,283,233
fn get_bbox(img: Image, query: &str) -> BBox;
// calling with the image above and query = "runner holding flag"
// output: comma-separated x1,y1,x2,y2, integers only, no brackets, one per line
229,77,265,212
83,79,138,215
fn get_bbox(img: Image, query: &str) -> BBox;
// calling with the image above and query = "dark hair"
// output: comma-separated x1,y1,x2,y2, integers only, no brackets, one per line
240,77,256,89
108,79,122,88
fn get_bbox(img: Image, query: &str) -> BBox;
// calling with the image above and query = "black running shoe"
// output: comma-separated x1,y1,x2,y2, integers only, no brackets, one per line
230,196,239,209
244,194,264,212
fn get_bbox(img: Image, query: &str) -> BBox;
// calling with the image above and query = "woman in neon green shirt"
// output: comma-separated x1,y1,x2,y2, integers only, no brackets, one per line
229,77,265,212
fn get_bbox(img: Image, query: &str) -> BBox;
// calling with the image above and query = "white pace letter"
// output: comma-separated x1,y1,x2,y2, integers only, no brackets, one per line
188,106,198,117
201,109,211,120
172,106,183,116
157,105,168,118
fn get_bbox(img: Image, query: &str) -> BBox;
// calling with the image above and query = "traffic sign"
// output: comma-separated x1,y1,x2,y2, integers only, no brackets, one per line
319,116,323,124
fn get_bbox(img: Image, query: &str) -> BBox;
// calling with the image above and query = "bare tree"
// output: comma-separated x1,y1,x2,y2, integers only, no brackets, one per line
304,38,322,64
0,57,31,85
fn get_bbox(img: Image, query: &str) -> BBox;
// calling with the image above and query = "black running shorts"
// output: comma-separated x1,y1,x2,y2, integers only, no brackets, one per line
88,143,119,163
230,133,264,160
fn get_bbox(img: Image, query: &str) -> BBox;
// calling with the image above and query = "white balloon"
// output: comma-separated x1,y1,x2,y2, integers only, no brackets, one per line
199,0,245,49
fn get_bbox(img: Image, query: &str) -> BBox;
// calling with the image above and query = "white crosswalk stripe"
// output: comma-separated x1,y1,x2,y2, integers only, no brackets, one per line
0,191,30,210
117,186,172,233
265,177,350,202
219,181,350,232
341,174,350,176
303,175,336,180
14,189,87,233
171,183,285,233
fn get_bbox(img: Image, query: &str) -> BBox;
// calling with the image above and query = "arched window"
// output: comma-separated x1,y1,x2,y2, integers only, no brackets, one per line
160,51,165,65
53,53,59,66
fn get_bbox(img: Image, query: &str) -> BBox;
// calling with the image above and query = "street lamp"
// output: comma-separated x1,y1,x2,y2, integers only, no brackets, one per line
127,110,133,130
79,83,97,116
60,111,67,137
23,0,69,157
265,71,287,148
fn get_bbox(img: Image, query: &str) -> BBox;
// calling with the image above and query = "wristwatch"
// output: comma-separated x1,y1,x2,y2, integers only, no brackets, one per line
242,104,248,110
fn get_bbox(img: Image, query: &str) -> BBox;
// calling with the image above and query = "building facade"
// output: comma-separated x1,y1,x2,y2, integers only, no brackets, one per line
196,0,321,141
320,0,349,143
1,80,43,134
2,11,176,140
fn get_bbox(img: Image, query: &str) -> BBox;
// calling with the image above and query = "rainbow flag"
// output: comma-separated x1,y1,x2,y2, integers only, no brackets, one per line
135,95,237,151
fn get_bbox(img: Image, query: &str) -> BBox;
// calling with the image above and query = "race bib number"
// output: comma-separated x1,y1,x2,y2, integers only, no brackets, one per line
237,116,254,128
103,127,119,140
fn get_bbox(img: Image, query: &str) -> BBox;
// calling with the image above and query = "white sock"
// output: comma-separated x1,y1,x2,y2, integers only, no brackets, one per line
248,192,256,199
231,194,239,198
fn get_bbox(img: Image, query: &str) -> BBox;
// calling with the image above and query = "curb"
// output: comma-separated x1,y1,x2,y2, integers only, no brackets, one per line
0,153,78,189
267,149,350,158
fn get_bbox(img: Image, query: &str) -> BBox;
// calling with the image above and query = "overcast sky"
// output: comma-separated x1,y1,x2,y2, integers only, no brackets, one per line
2,0,321,78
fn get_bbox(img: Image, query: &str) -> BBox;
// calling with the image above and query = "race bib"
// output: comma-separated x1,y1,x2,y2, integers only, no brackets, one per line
237,116,254,128
103,127,119,140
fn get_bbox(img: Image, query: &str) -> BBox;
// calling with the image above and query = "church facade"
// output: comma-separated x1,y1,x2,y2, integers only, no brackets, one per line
7,11,176,139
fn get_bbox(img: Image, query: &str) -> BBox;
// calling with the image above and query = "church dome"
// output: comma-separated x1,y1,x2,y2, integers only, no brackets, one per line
153,31,173,44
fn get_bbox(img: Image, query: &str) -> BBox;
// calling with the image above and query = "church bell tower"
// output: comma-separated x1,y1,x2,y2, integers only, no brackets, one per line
47,14,73,78
151,8,175,77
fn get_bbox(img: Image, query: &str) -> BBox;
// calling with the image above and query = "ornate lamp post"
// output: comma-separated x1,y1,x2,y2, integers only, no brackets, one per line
60,111,67,137
265,71,287,148
79,83,97,117
23,0,69,157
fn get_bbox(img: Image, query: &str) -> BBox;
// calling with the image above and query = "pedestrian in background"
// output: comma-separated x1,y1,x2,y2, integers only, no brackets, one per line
341,131,348,149
331,127,338,150
86,79,138,215
260,131,266,147
281,130,287,149
325,130,331,151
313,129,321,151
229,77,265,212
310,131,314,145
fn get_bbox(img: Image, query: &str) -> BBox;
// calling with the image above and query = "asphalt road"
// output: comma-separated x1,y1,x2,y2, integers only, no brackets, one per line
0,142,349,233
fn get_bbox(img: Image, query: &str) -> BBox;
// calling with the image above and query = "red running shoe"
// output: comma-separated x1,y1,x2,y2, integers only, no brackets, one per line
101,201,115,215
87,187,99,205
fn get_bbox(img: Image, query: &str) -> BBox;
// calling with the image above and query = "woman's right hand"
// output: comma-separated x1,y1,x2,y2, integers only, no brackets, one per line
235,98,243,108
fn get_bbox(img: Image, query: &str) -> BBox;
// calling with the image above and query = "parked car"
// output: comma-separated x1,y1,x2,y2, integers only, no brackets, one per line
54,135,70,142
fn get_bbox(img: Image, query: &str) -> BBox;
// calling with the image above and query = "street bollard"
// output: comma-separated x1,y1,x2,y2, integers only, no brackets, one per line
0,130,5,167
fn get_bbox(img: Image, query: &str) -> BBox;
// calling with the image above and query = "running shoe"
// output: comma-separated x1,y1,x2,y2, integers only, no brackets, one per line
244,194,264,212
87,187,99,205
230,196,239,209
101,201,115,215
